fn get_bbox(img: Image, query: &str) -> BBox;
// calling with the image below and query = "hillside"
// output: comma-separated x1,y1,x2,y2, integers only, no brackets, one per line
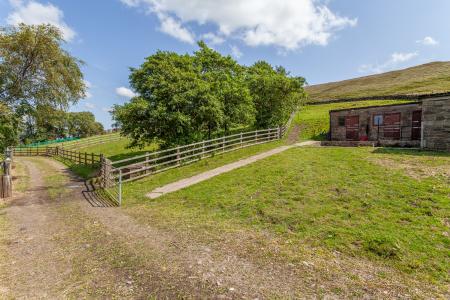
305,62,450,102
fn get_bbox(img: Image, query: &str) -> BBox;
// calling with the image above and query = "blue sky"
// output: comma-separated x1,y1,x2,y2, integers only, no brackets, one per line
1,0,449,128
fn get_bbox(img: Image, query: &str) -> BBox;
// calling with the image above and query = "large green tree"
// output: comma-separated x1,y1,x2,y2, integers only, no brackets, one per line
247,61,306,128
113,42,306,148
0,23,86,146
114,42,254,147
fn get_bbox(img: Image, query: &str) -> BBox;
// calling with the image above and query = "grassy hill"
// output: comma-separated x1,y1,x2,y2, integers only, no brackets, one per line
305,61,450,102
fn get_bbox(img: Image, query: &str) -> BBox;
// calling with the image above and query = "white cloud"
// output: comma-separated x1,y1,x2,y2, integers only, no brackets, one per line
416,36,438,46
157,13,195,44
102,106,112,113
120,0,356,50
390,52,418,63
202,32,225,45
84,102,95,110
359,52,419,74
7,0,76,42
116,87,138,98
230,45,242,59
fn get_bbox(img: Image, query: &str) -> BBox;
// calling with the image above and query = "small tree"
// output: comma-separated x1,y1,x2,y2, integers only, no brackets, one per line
67,112,104,138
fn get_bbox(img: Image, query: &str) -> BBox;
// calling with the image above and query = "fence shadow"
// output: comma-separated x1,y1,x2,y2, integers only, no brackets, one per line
81,180,118,207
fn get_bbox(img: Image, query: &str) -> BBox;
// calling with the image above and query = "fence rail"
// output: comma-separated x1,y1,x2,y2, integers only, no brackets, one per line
60,133,122,150
108,127,282,183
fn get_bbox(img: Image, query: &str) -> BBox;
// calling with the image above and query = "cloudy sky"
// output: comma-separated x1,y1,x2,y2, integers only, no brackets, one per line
1,0,449,128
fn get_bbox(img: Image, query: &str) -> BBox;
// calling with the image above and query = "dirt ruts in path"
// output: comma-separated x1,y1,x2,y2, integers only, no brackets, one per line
0,158,74,298
287,124,301,144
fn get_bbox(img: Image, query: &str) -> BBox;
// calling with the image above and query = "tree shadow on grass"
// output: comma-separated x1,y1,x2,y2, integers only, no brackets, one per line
372,147,450,158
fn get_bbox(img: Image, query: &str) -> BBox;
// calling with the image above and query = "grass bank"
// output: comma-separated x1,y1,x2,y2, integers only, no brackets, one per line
122,146,450,288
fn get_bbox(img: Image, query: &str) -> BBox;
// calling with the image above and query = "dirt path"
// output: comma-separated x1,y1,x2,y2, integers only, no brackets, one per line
148,141,319,199
0,156,442,298
0,158,78,298
287,124,301,144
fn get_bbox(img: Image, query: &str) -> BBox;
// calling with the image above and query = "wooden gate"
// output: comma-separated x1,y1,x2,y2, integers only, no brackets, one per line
345,116,359,141
411,110,422,140
383,113,401,140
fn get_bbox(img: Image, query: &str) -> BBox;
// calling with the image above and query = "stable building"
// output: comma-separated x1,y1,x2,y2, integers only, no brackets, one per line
327,94,450,151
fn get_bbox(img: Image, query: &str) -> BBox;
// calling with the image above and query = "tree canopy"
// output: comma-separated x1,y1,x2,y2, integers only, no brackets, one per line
0,24,86,111
113,42,306,148
0,24,101,149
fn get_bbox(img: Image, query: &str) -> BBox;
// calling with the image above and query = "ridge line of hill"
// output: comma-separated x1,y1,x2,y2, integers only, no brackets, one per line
306,91,450,105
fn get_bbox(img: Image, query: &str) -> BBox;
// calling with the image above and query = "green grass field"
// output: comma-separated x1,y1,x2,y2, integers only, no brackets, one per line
78,137,158,162
306,62,450,102
293,100,416,141
121,146,450,287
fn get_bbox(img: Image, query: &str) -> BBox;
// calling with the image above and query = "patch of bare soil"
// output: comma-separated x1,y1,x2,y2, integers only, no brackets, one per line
287,124,301,144
370,157,450,180
0,157,446,298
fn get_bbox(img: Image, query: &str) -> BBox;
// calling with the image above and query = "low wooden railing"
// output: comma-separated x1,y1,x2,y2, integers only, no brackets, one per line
105,127,283,184
60,133,122,150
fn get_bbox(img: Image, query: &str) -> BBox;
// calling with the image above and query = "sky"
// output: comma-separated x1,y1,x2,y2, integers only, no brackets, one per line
1,0,449,128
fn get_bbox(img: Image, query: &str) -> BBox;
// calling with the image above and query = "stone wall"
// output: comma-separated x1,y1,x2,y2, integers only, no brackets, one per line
329,102,422,142
421,96,450,151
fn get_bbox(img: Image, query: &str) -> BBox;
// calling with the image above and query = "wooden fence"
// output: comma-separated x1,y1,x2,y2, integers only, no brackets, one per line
7,121,291,205
12,146,102,166
60,133,122,150
103,127,283,185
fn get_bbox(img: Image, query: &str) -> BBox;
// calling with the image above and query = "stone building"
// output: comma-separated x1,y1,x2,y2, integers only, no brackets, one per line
327,94,450,151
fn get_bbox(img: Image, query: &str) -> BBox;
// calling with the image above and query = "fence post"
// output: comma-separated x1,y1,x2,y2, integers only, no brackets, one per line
277,126,281,139
1,158,12,199
84,152,87,165
5,147,12,160
255,129,258,142
4,158,12,176
176,147,181,166
145,152,149,174
201,141,205,159
240,132,243,148
91,153,94,165
118,169,122,206
222,136,225,153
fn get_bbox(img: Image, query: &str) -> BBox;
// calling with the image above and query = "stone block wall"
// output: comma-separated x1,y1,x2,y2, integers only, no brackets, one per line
421,96,450,151
329,103,422,141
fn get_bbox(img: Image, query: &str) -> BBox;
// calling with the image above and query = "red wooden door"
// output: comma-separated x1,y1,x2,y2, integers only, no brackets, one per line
411,110,422,140
345,116,359,141
383,113,401,140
